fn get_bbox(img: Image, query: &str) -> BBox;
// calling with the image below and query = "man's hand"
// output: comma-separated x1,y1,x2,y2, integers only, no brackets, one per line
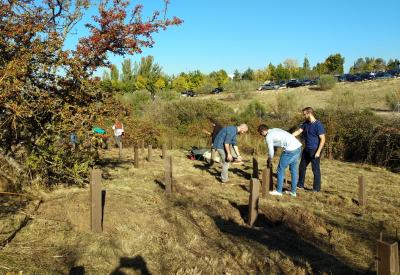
267,158,272,168
315,152,320,159
226,154,233,162
236,155,242,162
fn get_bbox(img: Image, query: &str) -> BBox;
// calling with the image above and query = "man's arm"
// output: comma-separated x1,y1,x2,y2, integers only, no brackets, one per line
224,143,233,161
232,145,242,161
292,128,303,137
315,134,325,158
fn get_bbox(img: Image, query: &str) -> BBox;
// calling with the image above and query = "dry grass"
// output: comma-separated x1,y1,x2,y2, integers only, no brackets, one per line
201,78,400,115
0,146,399,274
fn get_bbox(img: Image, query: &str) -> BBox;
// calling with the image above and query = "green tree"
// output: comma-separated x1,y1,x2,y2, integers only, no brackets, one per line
172,75,189,92
209,69,229,88
233,69,241,81
111,64,119,82
324,53,345,74
121,59,134,83
133,56,163,100
303,57,310,78
187,70,204,90
267,63,276,81
373,58,386,71
275,64,290,81
387,59,400,70
241,68,254,81
313,62,327,76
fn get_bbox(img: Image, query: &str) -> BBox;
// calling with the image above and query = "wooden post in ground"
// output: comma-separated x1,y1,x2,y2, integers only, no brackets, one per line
141,140,145,154
261,168,267,198
90,168,102,233
162,144,166,159
252,149,259,179
248,178,260,227
134,146,140,168
118,140,122,159
147,144,152,162
358,175,366,206
376,236,399,275
165,156,173,194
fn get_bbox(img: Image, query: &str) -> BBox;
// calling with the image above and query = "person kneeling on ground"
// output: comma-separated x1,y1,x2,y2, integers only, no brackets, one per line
212,124,248,183
258,124,302,197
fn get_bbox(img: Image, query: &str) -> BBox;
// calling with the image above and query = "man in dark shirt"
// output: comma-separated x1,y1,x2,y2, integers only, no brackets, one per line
292,107,326,192
213,124,248,183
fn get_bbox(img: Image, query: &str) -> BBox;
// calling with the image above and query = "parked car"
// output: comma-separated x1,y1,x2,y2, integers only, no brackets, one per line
181,90,196,97
211,87,223,94
286,79,302,88
360,72,375,81
375,71,393,79
346,74,362,82
301,79,312,86
386,69,400,77
310,78,318,85
278,80,287,88
258,83,279,91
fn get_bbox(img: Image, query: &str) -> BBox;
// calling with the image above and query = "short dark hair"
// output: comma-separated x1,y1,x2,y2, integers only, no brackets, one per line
302,107,315,115
258,124,269,133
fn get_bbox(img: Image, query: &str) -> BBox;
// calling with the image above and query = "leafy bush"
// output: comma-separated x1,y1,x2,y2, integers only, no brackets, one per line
318,75,337,90
385,89,400,111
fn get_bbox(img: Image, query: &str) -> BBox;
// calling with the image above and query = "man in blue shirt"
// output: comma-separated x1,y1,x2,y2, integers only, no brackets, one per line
258,124,302,197
212,124,248,183
292,107,326,192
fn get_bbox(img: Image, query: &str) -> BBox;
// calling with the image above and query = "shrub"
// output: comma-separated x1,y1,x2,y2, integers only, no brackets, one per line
328,89,356,112
318,75,337,90
271,92,301,123
385,89,400,111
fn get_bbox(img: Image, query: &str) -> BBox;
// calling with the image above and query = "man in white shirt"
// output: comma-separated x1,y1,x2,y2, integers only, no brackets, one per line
258,124,302,197
112,119,124,149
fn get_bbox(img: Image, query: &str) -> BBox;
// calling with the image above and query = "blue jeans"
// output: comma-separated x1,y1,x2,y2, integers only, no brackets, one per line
276,147,301,193
298,148,321,191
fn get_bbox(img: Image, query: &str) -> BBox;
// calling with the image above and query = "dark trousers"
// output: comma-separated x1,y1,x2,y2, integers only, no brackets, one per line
297,149,321,191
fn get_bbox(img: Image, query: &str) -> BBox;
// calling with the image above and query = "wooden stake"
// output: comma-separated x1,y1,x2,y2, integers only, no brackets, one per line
147,144,152,162
252,156,259,179
358,175,366,207
376,239,399,275
134,147,140,168
90,168,102,233
248,178,260,227
165,156,173,194
261,168,268,198
162,144,166,159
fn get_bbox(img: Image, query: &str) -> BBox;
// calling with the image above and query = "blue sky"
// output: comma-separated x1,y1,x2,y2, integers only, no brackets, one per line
65,0,400,76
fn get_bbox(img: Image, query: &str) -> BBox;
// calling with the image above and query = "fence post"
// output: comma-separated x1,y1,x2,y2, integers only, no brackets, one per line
165,156,173,194
147,144,152,162
358,175,366,206
248,178,260,227
252,149,259,179
134,146,140,168
90,168,102,233
162,144,166,159
376,236,399,275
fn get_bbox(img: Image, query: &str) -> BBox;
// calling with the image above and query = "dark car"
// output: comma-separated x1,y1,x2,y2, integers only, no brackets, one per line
286,79,302,88
211,87,223,94
386,69,400,77
181,90,196,97
375,71,393,79
258,83,279,91
301,79,312,86
346,74,362,82
278,80,287,88
360,72,375,81
310,79,318,85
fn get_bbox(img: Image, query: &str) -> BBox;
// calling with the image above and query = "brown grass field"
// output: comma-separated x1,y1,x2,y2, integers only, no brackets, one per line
204,78,400,116
0,145,399,274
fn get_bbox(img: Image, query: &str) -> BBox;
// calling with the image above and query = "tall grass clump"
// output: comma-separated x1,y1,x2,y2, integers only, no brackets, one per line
385,89,400,111
318,75,337,90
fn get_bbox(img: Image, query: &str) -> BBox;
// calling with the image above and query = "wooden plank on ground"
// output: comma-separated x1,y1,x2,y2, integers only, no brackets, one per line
358,175,366,206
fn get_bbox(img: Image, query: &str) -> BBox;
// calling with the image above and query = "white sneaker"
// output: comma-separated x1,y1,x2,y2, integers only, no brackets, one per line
269,190,283,196
284,191,297,197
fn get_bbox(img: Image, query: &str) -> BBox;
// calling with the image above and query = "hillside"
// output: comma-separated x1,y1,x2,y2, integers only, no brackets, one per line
1,147,399,274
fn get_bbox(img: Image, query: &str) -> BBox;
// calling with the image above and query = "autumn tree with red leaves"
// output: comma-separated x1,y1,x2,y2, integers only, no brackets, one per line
0,0,182,188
